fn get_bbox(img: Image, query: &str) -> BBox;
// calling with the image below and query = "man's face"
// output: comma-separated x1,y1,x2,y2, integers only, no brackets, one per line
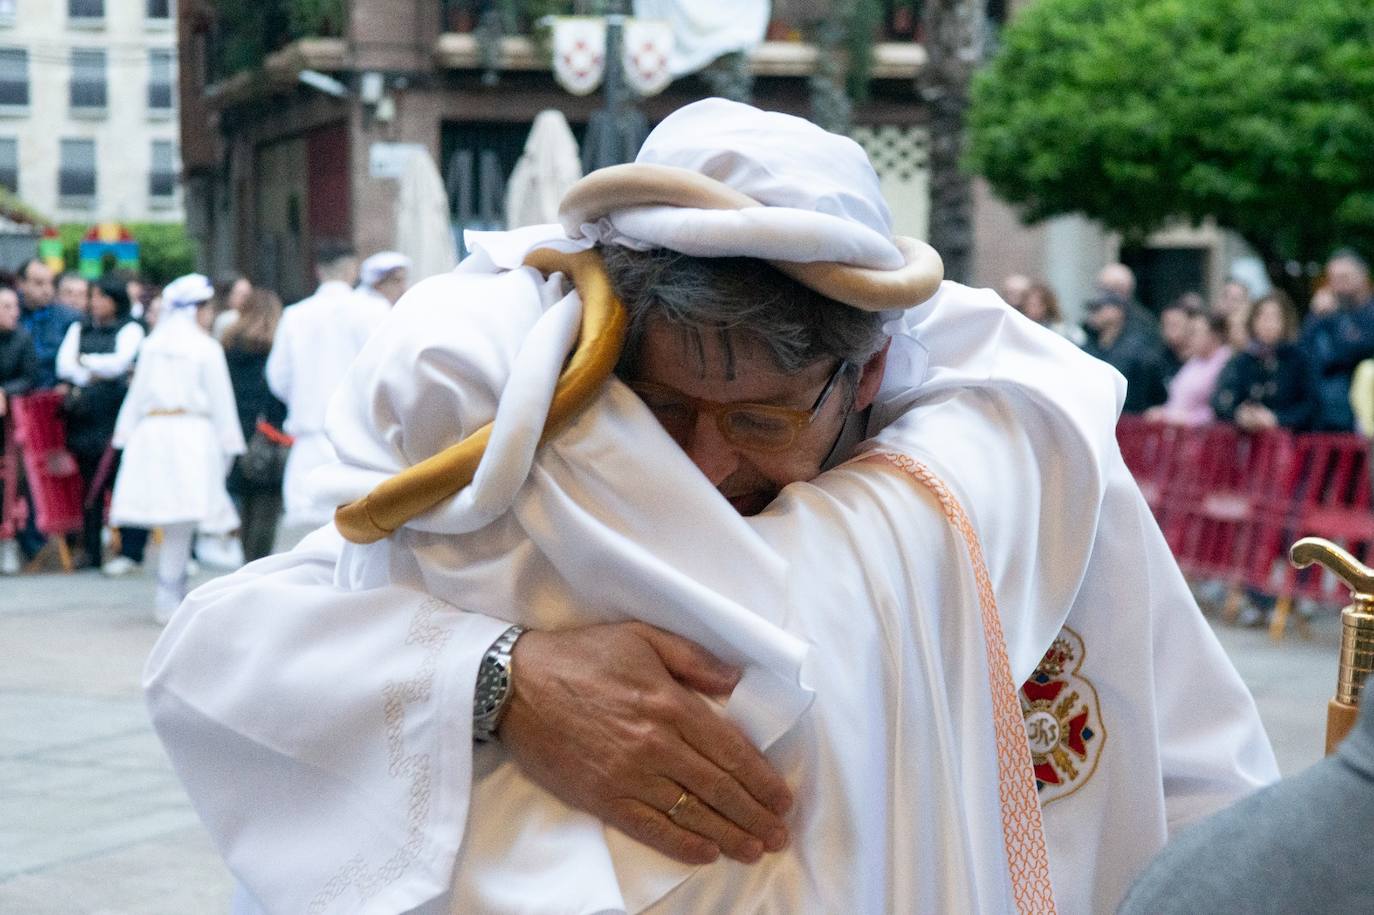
376,269,408,305
633,318,883,516
0,289,18,331
19,263,54,310
58,276,88,312
1160,307,1191,352
1326,257,1371,305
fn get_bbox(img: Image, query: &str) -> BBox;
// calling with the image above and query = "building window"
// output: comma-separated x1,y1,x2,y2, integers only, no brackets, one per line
59,139,97,202
70,49,107,112
147,0,172,20
149,140,177,201
69,0,105,21
0,0,16,25
0,48,27,108
148,49,174,113
0,138,16,192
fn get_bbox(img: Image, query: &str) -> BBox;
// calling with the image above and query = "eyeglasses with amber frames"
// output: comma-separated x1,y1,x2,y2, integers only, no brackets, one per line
628,360,852,453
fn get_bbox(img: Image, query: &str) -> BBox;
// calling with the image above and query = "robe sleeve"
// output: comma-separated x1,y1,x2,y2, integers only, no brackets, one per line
264,315,291,403
144,526,512,915
79,322,145,379
55,322,89,387
205,342,247,456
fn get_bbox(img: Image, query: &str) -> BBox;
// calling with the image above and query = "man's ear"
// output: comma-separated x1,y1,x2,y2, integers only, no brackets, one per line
853,338,892,412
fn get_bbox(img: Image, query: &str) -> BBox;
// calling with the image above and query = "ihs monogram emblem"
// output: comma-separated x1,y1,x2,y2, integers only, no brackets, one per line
1020,627,1104,805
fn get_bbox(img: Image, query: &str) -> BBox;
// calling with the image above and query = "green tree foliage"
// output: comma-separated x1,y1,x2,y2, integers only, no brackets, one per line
967,0,1374,289
215,0,346,79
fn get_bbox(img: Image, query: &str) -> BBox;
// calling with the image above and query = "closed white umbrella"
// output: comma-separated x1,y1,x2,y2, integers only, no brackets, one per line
504,110,584,229
395,149,459,282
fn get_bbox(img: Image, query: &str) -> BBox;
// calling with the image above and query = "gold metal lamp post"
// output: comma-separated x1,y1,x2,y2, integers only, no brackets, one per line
1290,538,1374,754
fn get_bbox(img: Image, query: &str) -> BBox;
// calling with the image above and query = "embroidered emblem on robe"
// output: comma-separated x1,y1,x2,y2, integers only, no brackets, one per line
1020,627,1105,805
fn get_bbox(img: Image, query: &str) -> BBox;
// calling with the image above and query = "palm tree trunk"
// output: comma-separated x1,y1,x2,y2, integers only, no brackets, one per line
921,0,985,284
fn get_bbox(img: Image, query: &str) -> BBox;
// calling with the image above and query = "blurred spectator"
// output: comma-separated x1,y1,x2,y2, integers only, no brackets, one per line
1096,261,1158,332
0,283,36,413
1159,296,1201,381
0,283,30,575
1214,278,1254,350
1146,313,1231,427
17,259,79,390
56,272,90,316
1309,284,1338,317
999,273,1031,311
1082,291,1170,414
222,289,288,563
1017,280,1085,344
1299,250,1374,430
357,252,411,309
56,276,147,571
209,273,253,339
1213,292,1314,432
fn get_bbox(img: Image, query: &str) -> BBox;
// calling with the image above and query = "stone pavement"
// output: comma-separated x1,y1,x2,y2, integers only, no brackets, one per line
0,564,1347,913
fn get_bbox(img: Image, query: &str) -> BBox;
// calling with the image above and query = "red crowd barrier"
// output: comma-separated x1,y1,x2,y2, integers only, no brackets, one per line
1117,417,1374,635
8,391,83,568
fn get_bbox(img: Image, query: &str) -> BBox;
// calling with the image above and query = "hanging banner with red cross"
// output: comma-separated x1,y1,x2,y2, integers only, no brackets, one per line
1020,627,1106,805
621,18,674,97
551,17,606,96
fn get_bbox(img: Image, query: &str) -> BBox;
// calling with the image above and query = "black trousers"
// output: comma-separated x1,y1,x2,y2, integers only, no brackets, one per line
73,448,147,566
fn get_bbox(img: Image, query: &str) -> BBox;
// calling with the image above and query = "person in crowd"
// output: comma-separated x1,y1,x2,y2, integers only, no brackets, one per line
1213,277,1253,349
0,283,36,574
999,272,1031,311
266,240,376,531
56,272,90,316
209,273,253,339
1081,290,1170,413
356,251,411,311
1309,284,1338,318
1158,296,1201,382
221,288,288,563
1096,261,1159,332
1299,250,1374,431
0,283,36,410
1212,291,1314,432
108,274,244,623
146,100,1275,915
55,276,147,572
16,259,79,390
1015,279,1085,345
1145,312,1232,427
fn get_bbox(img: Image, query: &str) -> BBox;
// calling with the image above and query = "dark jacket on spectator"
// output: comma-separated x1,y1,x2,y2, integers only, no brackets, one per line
224,345,286,444
0,325,36,397
19,302,79,390
1299,301,1374,431
1211,343,1315,431
1082,326,1170,414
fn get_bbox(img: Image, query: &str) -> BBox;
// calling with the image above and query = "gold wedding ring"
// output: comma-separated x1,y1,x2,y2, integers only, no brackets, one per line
666,790,693,820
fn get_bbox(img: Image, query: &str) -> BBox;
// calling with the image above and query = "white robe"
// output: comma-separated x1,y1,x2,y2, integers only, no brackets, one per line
146,230,1277,915
109,309,244,532
266,281,387,527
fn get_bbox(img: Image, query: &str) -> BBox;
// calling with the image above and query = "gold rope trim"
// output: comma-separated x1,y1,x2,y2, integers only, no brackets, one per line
863,452,1058,914
333,248,629,544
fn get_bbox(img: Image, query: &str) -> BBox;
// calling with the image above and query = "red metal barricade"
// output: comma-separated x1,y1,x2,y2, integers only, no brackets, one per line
1268,434,1374,629
9,391,82,568
0,410,22,540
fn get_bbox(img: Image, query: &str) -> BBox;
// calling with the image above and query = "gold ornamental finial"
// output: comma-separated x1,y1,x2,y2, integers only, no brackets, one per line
1289,537,1374,754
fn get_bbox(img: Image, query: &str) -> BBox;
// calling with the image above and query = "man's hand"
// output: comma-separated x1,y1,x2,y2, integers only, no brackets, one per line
498,621,792,866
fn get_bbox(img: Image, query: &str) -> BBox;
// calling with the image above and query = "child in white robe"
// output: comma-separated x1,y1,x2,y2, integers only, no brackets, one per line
110,274,245,622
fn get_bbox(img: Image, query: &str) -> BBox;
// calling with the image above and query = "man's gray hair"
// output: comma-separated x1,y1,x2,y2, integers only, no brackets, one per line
600,245,889,379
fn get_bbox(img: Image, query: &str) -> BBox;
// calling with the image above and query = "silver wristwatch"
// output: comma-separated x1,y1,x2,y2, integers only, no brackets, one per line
473,625,525,742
